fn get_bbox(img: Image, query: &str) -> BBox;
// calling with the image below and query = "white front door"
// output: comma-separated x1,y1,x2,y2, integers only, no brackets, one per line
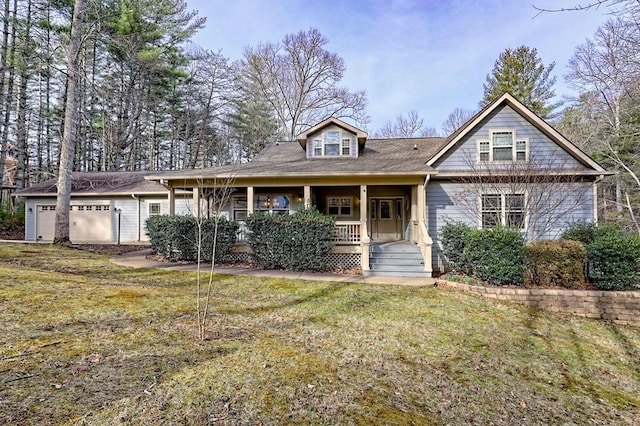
370,198,403,241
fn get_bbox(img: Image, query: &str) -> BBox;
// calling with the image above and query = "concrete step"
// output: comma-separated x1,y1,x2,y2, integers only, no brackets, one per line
363,270,431,278
369,263,425,271
370,244,421,254
370,257,425,266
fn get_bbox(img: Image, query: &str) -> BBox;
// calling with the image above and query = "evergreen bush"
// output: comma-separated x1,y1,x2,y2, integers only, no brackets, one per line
587,224,640,291
246,207,335,271
464,226,526,286
526,240,586,288
561,221,596,245
439,220,474,272
146,215,238,263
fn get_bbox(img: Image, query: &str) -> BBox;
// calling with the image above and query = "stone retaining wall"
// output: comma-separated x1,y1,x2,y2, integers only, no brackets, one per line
437,280,640,327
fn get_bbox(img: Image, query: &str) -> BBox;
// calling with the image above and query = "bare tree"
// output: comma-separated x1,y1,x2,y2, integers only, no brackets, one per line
564,16,640,228
533,0,638,15
241,28,368,140
452,149,591,241
374,110,437,138
54,0,85,245
192,174,236,341
441,107,475,135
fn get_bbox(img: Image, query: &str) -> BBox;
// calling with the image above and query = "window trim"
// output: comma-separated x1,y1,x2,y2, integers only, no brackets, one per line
232,195,247,221
149,202,162,216
327,196,353,218
479,192,526,231
255,194,292,215
311,130,354,157
477,129,529,163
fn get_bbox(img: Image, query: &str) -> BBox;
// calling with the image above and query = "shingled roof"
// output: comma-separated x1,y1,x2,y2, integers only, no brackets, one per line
147,136,449,181
15,171,167,196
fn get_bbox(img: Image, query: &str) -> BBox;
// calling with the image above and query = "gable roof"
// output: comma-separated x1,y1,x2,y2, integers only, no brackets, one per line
15,171,169,197
296,117,368,150
428,93,608,172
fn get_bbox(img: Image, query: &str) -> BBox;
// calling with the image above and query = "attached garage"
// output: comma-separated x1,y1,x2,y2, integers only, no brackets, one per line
16,171,193,244
35,204,112,242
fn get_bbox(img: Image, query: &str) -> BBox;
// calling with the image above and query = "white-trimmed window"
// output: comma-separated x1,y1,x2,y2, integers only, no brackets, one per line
327,196,352,217
478,130,528,162
255,194,291,215
481,193,525,230
312,131,354,157
232,195,247,221
341,138,351,156
313,139,322,156
149,203,161,216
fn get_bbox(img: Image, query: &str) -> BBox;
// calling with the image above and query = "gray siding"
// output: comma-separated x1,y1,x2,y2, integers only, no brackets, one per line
427,180,595,272
435,105,583,171
427,182,477,271
24,197,56,241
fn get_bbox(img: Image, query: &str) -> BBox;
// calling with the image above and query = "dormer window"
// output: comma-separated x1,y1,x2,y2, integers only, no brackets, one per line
478,130,528,162
342,138,351,155
311,130,353,157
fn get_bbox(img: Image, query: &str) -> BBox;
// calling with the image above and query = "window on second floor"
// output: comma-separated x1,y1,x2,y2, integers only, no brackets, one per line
478,130,528,162
481,193,525,230
312,131,352,157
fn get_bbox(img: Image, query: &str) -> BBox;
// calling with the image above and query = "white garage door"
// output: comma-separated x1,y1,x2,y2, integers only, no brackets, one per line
35,205,56,241
35,204,112,242
70,205,112,242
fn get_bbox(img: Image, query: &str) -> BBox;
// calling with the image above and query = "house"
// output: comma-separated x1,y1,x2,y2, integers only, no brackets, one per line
16,94,609,277
16,171,192,243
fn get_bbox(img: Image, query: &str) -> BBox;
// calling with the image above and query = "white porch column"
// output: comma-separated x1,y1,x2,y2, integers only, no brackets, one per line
304,185,311,208
168,187,175,215
360,185,370,272
247,186,254,214
417,183,425,222
192,187,201,217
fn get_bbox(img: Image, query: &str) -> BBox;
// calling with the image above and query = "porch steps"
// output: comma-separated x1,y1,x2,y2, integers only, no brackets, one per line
365,241,430,278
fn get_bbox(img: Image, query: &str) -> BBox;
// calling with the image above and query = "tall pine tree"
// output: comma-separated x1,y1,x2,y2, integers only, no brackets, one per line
481,45,559,118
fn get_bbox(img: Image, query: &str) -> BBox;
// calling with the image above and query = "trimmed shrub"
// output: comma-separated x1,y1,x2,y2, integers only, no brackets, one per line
561,221,596,245
526,240,587,288
246,207,335,271
464,226,526,286
146,215,239,263
587,224,640,291
439,220,474,272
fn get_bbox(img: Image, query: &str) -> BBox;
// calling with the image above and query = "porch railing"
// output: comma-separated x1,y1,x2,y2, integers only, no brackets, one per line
332,221,361,243
237,222,247,242
236,221,361,244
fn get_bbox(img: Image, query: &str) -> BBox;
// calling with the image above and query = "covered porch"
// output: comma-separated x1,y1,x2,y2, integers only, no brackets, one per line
165,176,434,277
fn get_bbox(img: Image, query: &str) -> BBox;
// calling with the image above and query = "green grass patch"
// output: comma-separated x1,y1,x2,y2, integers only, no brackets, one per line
0,243,639,424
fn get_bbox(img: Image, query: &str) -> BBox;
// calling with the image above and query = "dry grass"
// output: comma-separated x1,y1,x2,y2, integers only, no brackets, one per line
1,243,639,425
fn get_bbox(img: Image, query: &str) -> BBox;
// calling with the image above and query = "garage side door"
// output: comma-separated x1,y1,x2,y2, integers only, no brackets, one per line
35,205,56,241
70,205,112,242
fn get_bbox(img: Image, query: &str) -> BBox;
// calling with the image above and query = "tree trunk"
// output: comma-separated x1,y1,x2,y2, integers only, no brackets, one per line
53,0,85,245
15,0,32,194
0,0,12,197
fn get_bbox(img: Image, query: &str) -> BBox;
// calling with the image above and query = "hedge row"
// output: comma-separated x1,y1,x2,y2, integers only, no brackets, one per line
562,222,640,291
246,208,335,271
440,221,640,291
146,215,238,263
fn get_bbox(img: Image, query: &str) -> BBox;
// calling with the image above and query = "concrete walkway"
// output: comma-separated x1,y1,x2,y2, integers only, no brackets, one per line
111,249,436,287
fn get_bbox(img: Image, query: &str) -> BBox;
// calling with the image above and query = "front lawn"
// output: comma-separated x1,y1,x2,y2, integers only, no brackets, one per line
1,244,639,424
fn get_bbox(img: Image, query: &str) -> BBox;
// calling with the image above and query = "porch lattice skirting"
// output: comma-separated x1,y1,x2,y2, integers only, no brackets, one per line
226,251,361,272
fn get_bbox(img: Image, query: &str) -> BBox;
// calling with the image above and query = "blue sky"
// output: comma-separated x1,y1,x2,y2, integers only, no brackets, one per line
184,0,612,134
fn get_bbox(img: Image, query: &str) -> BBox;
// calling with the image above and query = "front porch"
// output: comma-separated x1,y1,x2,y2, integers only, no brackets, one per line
169,180,433,277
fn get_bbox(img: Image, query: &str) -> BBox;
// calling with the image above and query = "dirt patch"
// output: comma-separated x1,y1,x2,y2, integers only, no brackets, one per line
0,224,24,240
73,244,151,256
